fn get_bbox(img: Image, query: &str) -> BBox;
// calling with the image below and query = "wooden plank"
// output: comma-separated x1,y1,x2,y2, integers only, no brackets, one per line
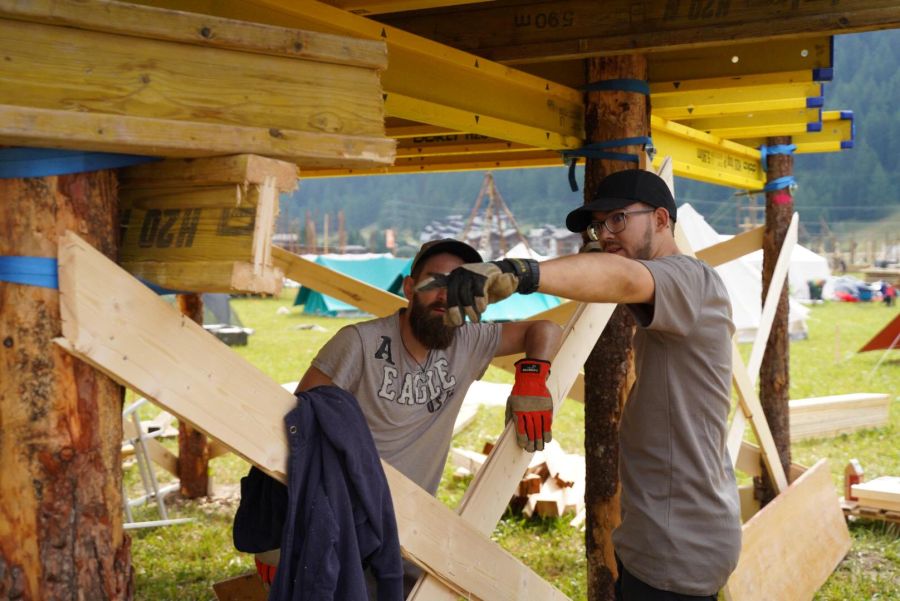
737,484,759,524
121,260,284,294
0,105,395,170
852,477,900,512
122,418,179,477
272,246,406,317
410,301,613,600
132,0,585,150
451,403,478,437
56,231,570,601
380,0,861,65
0,0,387,69
723,459,851,601
0,18,385,137
789,393,891,441
449,448,487,475
695,226,764,268
735,442,806,483
120,155,298,192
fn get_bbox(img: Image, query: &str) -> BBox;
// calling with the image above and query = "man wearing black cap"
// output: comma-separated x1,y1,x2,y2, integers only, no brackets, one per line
440,169,742,601
247,238,561,595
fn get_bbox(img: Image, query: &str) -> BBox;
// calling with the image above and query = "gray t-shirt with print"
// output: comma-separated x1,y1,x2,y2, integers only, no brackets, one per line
614,254,742,596
312,311,502,495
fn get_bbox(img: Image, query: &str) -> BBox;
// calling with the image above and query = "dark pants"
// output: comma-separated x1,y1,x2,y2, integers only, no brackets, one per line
615,556,718,601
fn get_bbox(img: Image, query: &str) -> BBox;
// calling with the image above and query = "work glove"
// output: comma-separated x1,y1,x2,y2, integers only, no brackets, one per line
443,258,540,327
506,358,553,452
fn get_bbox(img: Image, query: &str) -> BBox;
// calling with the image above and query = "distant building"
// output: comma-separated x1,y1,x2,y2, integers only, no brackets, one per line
528,225,582,258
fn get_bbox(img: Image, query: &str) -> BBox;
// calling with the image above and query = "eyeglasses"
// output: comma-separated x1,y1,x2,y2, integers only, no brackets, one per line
586,209,656,240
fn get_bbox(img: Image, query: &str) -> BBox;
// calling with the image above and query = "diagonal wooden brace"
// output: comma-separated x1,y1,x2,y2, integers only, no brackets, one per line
56,231,570,601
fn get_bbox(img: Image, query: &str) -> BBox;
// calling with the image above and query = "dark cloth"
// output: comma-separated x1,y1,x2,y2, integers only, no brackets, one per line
615,555,718,601
237,386,404,601
233,466,288,553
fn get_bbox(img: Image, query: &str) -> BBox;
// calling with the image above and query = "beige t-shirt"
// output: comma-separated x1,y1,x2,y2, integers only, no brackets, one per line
614,254,742,596
312,311,501,495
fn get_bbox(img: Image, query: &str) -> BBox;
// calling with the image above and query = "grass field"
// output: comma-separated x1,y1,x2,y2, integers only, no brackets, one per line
126,292,899,600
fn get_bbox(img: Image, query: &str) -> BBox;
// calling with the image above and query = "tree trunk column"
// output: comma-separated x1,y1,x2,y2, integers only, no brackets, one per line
583,54,648,601
0,172,132,600
757,136,794,506
176,294,209,499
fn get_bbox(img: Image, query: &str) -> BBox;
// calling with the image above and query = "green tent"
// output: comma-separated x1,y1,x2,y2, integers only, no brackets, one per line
294,255,407,316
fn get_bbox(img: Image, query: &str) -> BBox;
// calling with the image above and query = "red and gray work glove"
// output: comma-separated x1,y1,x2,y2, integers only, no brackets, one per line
506,359,553,452
443,258,540,327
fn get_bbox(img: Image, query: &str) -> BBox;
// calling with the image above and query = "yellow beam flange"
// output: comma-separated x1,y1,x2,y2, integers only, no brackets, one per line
652,83,823,120
650,115,765,190
735,111,854,154
684,107,822,139
301,149,566,177
129,0,585,150
395,134,533,158
385,92,579,150
650,69,827,94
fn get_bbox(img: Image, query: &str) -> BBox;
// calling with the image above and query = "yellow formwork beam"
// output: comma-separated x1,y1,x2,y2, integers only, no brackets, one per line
648,36,833,83
128,0,584,150
685,107,822,139
651,115,764,190
735,110,854,154
650,69,829,94
306,117,766,190
652,83,823,120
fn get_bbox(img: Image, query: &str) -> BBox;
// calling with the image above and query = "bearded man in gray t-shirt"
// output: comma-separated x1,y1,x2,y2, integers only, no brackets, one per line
441,170,742,600
251,238,562,595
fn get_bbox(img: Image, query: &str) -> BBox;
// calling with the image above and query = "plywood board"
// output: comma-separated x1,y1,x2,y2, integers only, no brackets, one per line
724,459,851,601
852,477,900,512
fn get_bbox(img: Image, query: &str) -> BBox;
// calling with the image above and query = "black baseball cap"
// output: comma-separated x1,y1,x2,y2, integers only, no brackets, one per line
565,169,677,233
410,238,482,277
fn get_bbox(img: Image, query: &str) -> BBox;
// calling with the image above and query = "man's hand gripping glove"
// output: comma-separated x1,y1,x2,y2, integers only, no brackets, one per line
443,258,539,327
506,359,553,452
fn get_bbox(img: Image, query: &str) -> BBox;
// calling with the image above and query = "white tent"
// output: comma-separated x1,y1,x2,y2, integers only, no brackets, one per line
677,204,810,343
741,241,830,300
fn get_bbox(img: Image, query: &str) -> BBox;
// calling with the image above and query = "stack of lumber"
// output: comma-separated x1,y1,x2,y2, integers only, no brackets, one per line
0,0,394,169
118,155,294,293
449,440,585,521
788,393,891,441
842,475,900,524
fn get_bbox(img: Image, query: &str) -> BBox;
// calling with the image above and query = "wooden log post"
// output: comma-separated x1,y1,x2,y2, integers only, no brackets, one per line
176,294,209,498
757,136,794,506
0,171,132,599
582,54,648,601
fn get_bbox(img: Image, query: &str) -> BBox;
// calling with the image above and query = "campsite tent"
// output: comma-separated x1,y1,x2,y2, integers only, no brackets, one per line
294,254,408,316
677,204,810,342
742,242,831,300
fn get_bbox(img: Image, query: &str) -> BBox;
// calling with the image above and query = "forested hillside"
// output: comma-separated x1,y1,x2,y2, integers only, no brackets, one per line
282,29,900,249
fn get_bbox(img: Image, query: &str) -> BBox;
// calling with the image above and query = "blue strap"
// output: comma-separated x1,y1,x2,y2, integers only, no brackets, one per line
0,256,58,289
0,148,158,179
582,79,651,95
759,143,797,170
763,175,796,192
561,136,654,191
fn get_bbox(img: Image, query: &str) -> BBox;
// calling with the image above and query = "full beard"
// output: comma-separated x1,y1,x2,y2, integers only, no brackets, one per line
408,296,455,350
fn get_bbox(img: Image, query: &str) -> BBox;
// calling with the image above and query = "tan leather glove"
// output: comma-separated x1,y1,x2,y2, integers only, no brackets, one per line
443,259,540,327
